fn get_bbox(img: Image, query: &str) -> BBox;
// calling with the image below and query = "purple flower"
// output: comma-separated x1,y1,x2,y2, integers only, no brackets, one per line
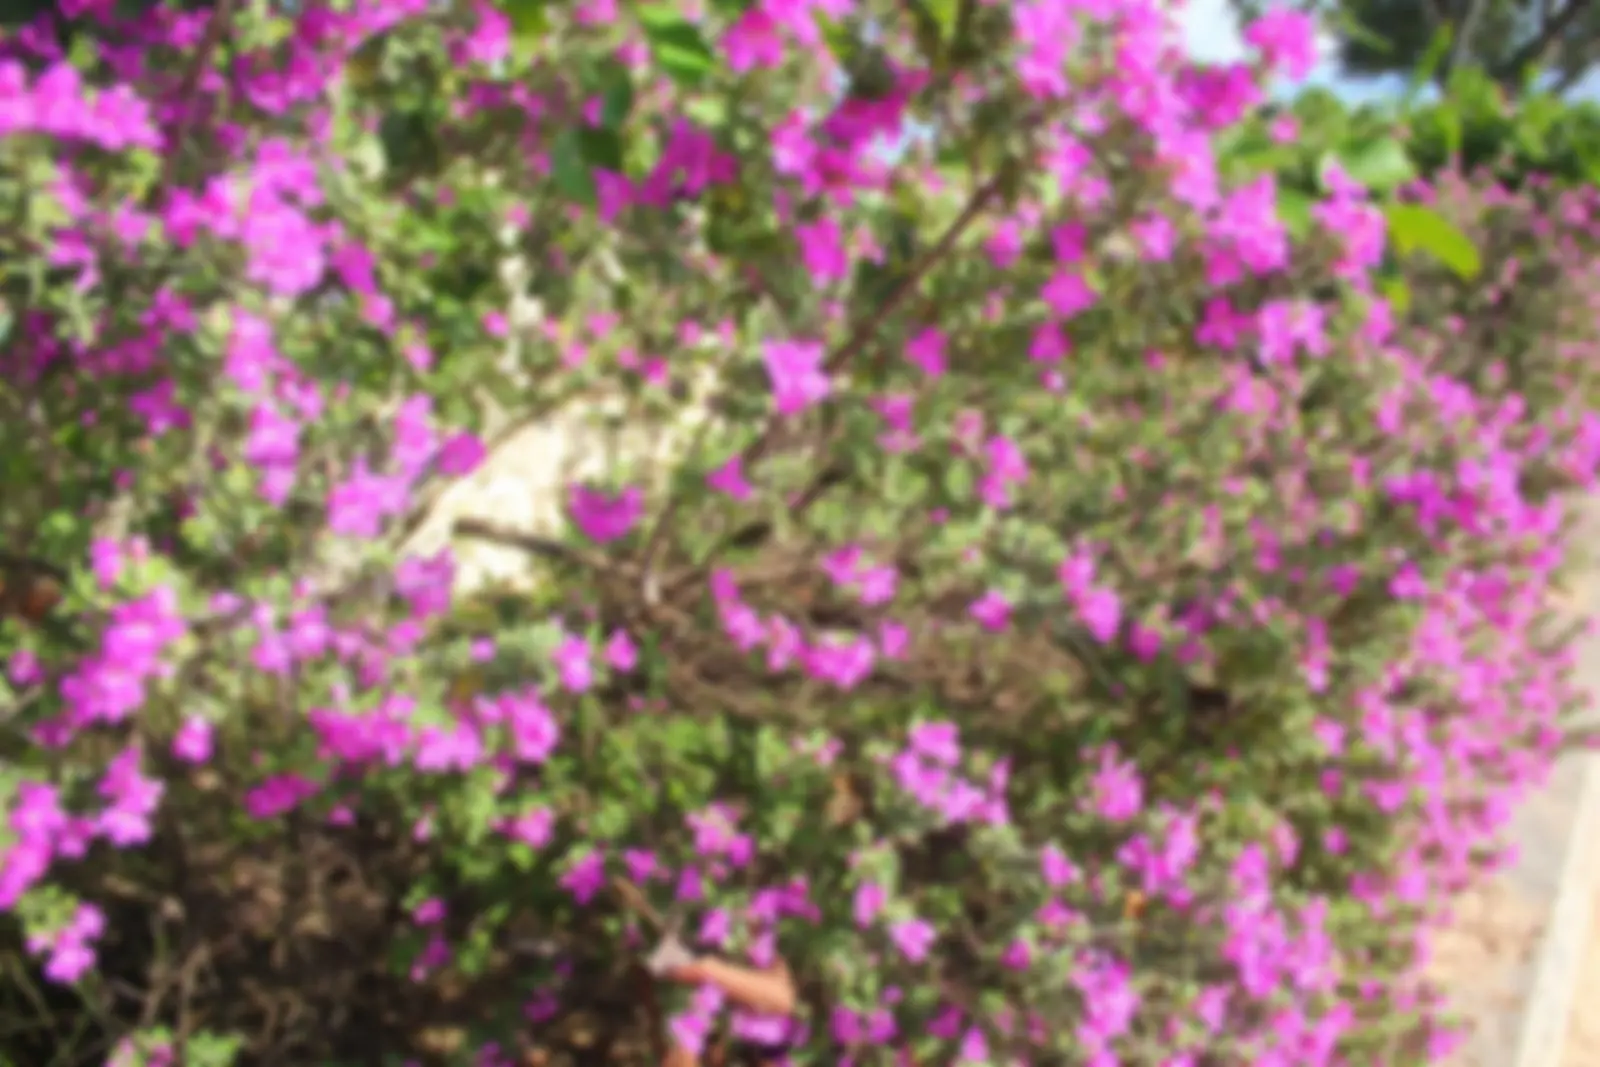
567,484,644,543
604,629,638,671
908,720,961,766
437,431,487,475
505,807,555,848
762,338,830,415
707,455,753,500
969,589,1012,631
853,881,886,928
560,850,606,904
171,717,213,763
1040,843,1081,887
1077,585,1123,644
43,939,94,983
1085,746,1143,822
888,918,936,963
553,635,593,693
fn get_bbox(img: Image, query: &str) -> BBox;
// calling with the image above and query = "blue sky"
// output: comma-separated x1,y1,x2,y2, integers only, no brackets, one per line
1178,0,1276,66
1177,0,1404,102
1178,0,1600,101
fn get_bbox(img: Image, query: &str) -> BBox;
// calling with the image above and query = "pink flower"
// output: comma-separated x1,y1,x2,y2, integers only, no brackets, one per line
1085,746,1143,822
855,565,898,606
243,773,319,819
568,484,643,542
1244,8,1321,82
327,463,409,537
1040,269,1097,318
853,881,886,928
762,339,830,415
877,620,910,659
722,7,785,72
171,717,213,763
1130,214,1176,261
501,691,560,764
1077,586,1123,644
561,850,606,904
909,721,961,766
554,635,593,692
392,396,437,476
605,629,638,672
905,328,947,377
413,722,483,773
505,807,555,848
969,590,1012,631
1029,322,1070,364
889,918,936,962
802,634,875,690
707,455,753,500
437,432,487,476
795,216,849,283
1040,844,1080,887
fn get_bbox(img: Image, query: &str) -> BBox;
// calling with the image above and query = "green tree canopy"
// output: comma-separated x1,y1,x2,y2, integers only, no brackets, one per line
1235,0,1600,94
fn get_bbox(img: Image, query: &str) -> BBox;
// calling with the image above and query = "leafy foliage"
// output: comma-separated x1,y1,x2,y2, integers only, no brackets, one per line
1234,0,1600,94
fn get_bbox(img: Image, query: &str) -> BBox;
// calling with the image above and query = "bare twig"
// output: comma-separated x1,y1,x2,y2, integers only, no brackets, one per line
451,517,604,570
157,0,238,194
609,877,665,931
635,171,1008,597
1496,0,1596,82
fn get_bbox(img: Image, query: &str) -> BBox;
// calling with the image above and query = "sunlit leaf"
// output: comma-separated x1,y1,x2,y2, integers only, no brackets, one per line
501,0,549,38
1403,25,1452,109
636,4,717,85
1385,203,1482,281
551,129,596,202
1275,188,1314,239
1377,274,1411,316
584,57,635,129
1327,136,1415,193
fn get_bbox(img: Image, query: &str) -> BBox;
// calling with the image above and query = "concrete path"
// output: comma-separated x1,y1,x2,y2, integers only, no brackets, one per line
1437,498,1600,1067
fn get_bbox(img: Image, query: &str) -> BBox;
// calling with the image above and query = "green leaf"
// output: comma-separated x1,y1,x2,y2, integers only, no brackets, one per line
942,461,973,502
1275,188,1314,240
577,127,624,172
1377,275,1411,316
501,0,549,38
1578,135,1600,186
1384,204,1482,281
1326,5,1394,56
551,129,597,203
184,1031,245,1067
1403,26,1452,110
1328,136,1415,194
816,15,857,64
584,57,635,129
636,5,717,85
684,96,729,128
907,0,960,59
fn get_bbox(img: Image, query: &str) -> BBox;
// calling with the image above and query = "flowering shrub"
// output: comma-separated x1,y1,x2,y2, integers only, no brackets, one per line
0,2,1594,1066
1390,169,1600,448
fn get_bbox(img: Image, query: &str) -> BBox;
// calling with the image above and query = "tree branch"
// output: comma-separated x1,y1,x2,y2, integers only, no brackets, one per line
1445,0,1493,78
632,169,1009,594
1497,0,1596,81
157,0,238,194
451,518,601,568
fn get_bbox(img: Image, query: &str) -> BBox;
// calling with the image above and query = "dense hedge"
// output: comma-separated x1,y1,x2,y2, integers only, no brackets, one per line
1241,68,1600,202
0,2,1595,1066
